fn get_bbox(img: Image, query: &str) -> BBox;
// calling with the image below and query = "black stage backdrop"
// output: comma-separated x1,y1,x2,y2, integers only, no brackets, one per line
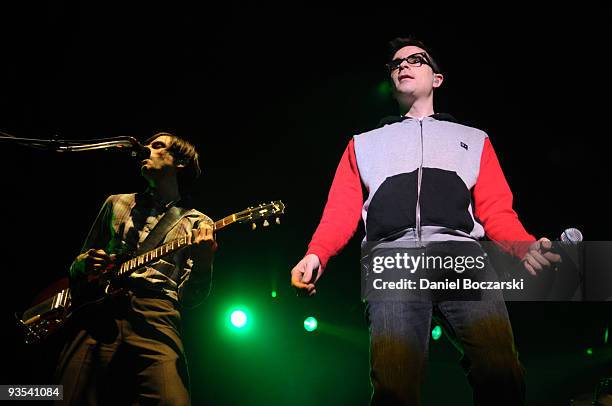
1,3,610,405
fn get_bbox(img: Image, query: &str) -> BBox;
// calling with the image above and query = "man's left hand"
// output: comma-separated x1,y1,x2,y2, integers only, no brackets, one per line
190,222,218,261
522,237,561,276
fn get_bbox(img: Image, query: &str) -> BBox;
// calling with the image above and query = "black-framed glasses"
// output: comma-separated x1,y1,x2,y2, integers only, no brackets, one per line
386,52,433,72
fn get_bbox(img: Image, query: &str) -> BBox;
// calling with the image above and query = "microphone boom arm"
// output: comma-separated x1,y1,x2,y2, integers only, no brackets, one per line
0,132,142,156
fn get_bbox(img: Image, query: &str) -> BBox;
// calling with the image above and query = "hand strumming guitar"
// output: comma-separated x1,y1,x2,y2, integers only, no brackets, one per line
70,249,116,279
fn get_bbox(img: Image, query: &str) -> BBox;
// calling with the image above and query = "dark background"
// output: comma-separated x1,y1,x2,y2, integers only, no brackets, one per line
1,3,610,405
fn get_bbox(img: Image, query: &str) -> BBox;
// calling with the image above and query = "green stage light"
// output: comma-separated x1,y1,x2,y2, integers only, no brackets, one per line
431,325,443,341
304,317,318,332
586,348,593,356
230,310,248,328
271,291,277,298
377,81,392,97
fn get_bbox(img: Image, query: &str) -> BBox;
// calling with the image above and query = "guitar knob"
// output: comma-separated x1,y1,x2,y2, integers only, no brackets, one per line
275,217,281,224
263,220,269,227
251,223,257,230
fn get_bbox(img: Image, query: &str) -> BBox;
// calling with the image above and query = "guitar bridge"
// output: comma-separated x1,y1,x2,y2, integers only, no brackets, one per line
17,289,72,344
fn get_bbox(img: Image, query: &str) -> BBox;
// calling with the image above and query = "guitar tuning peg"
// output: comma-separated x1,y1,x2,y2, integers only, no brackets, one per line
275,217,281,224
251,223,257,230
263,219,270,227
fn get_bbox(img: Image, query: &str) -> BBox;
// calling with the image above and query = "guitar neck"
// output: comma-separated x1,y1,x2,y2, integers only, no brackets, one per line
116,215,236,278
212,213,237,232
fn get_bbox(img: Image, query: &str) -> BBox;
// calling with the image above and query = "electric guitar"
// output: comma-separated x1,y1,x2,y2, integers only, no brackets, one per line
16,201,285,344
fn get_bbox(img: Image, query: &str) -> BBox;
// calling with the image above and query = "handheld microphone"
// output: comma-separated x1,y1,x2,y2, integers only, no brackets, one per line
559,227,583,268
560,227,583,244
547,227,584,300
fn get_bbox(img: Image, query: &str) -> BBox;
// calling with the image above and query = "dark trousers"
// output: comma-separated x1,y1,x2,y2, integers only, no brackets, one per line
55,293,190,406
367,300,525,406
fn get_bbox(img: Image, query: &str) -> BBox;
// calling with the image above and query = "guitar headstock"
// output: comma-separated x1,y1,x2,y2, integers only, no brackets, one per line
235,200,285,230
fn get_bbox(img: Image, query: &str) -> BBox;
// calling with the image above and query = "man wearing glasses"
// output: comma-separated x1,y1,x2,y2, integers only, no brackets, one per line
290,38,559,405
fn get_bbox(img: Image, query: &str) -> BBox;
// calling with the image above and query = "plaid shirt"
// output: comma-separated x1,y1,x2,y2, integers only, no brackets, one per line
70,190,213,307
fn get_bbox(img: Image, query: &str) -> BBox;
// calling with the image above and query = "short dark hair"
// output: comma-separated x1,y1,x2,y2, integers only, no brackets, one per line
388,37,442,74
144,132,201,194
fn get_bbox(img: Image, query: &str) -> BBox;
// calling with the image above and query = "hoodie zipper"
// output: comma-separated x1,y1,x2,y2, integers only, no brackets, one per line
416,119,424,244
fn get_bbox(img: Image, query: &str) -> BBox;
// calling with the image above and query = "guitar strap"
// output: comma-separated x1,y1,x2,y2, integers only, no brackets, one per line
134,205,190,256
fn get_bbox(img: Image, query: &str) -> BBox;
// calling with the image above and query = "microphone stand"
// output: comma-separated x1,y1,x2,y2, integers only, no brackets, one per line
0,130,142,157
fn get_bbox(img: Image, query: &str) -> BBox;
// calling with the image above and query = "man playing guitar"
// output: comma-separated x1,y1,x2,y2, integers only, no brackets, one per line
56,132,217,405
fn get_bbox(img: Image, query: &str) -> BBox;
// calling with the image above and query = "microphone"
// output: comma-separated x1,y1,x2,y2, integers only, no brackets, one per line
84,136,150,160
128,140,150,160
560,227,583,244
547,227,584,300
559,227,583,268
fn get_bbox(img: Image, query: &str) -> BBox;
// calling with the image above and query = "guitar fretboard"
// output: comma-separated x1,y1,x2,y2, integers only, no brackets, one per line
117,214,236,276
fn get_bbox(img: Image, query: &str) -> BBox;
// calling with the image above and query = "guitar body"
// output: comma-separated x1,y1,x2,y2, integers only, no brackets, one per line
18,279,71,345
17,277,113,345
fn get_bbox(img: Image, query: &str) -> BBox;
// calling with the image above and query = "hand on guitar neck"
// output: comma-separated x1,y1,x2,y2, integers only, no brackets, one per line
187,221,218,265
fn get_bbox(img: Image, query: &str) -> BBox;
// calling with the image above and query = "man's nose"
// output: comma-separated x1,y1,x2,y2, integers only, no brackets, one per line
398,60,411,71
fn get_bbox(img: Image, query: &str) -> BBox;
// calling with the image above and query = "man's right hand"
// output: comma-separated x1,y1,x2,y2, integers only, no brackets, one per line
71,249,114,278
521,238,562,277
290,254,322,296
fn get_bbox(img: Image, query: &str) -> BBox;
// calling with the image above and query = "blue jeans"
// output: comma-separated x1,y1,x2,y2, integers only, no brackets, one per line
366,300,525,406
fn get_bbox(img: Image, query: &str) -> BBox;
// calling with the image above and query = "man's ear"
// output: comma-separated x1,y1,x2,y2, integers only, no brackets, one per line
432,73,444,88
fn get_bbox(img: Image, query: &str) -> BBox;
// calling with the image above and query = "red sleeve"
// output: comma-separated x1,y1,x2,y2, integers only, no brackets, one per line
473,138,535,258
306,138,363,268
